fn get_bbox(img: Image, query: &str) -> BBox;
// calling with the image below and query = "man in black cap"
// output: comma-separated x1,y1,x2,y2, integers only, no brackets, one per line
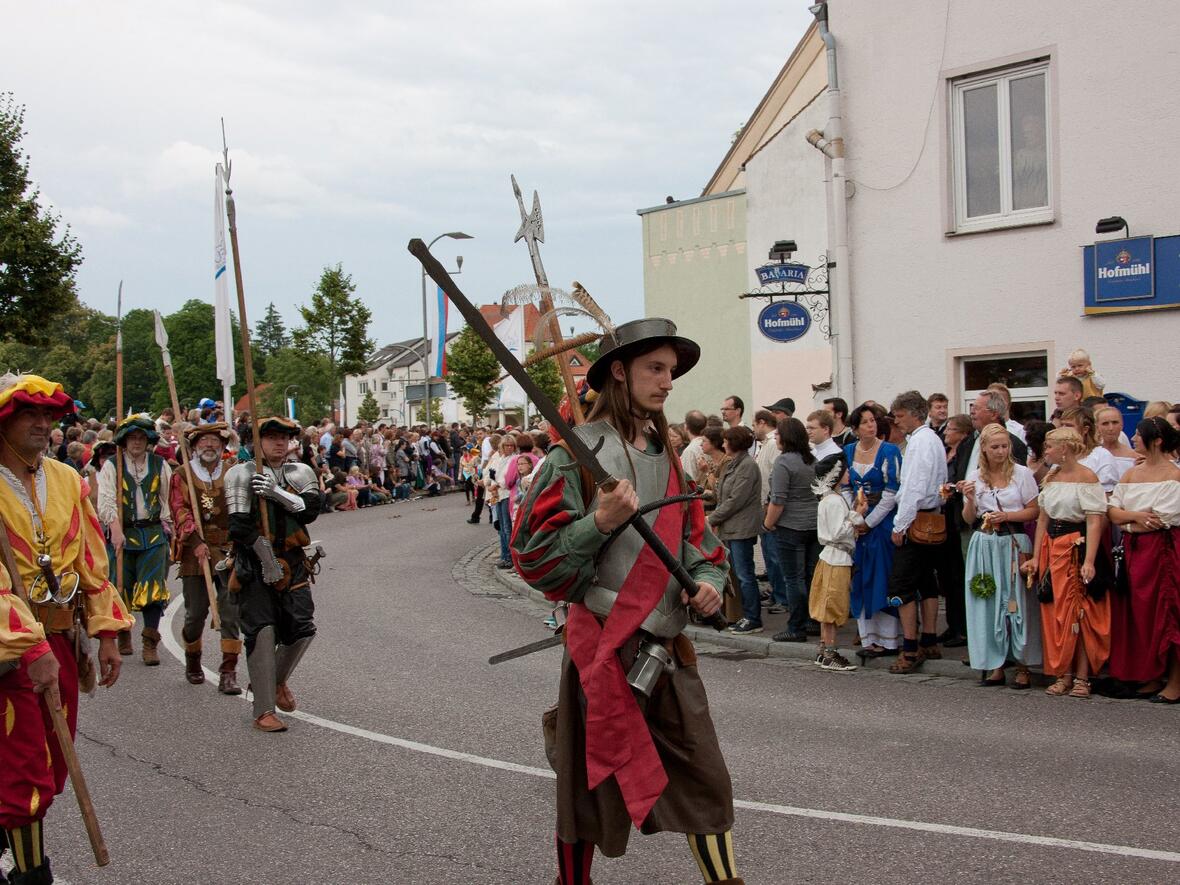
764,397,795,419
514,318,742,885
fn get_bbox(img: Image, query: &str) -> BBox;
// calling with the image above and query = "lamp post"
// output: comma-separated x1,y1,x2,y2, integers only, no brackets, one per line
283,385,298,421
379,342,429,428
420,231,472,427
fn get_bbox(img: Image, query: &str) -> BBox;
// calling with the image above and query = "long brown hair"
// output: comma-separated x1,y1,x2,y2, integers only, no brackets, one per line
586,344,685,491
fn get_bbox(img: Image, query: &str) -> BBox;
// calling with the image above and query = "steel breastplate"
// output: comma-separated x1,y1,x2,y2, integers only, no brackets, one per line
572,420,688,638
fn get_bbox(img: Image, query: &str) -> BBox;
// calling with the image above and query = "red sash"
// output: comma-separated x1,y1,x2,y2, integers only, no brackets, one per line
564,470,683,828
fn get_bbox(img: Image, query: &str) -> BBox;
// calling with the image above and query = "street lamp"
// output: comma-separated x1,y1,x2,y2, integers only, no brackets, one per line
283,385,298,421
420,231,472,427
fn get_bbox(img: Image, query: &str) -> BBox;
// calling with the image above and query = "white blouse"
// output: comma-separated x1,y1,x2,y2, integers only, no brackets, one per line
968,464,1039,515
1038,481,1108,522
1080,446,1119,493
1110,480,1180,531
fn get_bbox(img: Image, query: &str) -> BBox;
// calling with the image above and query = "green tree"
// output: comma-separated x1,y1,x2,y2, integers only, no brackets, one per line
357,389,380,423
416,397,443,426
0,94,83,344
258,347,334,426
446,324,500,419
255,301,289,357
575,340,600,366
291,264,373,420
525,349,565,412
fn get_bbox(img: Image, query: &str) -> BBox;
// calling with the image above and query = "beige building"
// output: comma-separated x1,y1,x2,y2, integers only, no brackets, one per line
639,23,832,420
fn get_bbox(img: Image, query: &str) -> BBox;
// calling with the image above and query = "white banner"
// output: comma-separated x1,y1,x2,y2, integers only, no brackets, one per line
214,165,236,404
493,307,525,407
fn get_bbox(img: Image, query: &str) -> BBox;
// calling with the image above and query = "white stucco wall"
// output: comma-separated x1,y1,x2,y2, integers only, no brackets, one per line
744,95,833,416
833,0,1180,409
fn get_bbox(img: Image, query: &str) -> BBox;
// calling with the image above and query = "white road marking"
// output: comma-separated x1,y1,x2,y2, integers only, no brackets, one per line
160,600,1180,865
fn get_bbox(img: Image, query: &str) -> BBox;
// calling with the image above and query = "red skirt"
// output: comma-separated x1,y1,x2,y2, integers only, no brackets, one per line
0,633,78,828
1110,527,1180,682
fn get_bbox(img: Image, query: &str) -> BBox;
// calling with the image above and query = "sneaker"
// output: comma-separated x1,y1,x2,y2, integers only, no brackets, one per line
727,618,764,635
543,615,558,629
822,650,858,672
813,648,829,667
772,629,808,642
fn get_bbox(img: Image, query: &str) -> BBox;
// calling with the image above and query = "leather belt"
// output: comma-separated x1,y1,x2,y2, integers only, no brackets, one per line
132,518,161,528
1047,519,1084,538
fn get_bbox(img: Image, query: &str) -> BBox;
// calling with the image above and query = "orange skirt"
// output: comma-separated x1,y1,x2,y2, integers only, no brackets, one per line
1038,533,1111,676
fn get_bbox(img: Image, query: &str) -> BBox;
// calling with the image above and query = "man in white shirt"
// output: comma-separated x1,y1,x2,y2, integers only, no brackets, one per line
965,390,1028,476
823,397,856,448
680,410,708,484
805,410,842,463
753,409,789,612
925,393,949,437
886,391,948,674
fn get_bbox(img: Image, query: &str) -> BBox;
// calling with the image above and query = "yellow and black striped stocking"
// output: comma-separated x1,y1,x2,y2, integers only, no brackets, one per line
4,821,44,873
688,830,737,882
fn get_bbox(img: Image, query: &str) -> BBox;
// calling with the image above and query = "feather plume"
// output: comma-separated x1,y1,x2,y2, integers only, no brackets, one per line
811,459,845,496
531,306,608,352
568,281,613,335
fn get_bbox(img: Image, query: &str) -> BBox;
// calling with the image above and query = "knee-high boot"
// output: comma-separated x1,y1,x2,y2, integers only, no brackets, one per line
247,626,284,732
219,638,242,695
184,638,203,684
274,635,313,712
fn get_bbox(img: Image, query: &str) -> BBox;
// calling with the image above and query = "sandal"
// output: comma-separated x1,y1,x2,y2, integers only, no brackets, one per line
1011,667,1032,690
889,652,922,674
1069,678,1092,699
1045,675,1074,696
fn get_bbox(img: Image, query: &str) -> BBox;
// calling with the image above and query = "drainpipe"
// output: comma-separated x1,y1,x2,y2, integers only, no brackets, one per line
806,0,854,405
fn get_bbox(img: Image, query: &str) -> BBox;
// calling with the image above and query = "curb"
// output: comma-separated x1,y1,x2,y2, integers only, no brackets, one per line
477,543,982,682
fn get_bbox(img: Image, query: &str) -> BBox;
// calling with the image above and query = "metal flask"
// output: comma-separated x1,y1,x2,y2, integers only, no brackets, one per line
626,638,673,698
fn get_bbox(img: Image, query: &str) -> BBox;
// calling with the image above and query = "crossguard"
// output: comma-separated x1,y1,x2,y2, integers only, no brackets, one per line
31,554,80,605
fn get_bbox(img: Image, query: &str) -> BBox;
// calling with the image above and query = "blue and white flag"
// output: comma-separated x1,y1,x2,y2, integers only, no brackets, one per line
425,285,448,377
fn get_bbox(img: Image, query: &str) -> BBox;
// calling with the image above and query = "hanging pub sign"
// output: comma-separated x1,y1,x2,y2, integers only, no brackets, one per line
756,262,810,285
1082,234,1180,315
757,301,811,342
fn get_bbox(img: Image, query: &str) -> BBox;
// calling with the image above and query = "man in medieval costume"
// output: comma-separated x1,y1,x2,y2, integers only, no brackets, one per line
511,320,743,885
225,416,321,732
169,422,243,694
0,374,131,885
97,414,173,665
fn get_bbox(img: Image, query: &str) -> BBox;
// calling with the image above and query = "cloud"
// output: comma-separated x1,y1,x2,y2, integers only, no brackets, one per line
60,205,134,232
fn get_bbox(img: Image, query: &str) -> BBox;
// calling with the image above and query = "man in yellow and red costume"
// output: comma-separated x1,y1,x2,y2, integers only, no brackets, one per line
0,373,130,885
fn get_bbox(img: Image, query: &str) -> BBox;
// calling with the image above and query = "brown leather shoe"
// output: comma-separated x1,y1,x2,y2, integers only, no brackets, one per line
184,651,204,684
218,653,242,695
141,628,161,666
919,644,943,661
889,651,923,674
253,711,288,732
117,629,133,656
275,682,296,713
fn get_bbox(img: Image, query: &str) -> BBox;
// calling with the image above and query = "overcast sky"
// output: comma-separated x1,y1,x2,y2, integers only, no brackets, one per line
10,1,812,349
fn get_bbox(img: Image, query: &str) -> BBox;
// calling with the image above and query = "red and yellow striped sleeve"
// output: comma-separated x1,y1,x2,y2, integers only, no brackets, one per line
72,475,133,636
0,565,49,666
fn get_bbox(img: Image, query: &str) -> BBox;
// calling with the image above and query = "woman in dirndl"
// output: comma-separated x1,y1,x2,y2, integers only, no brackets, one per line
1021,428,1111,699
1107,417,1180,703
961,424,1041,688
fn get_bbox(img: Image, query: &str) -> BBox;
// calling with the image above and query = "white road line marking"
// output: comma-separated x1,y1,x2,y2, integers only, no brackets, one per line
160,600,1180,865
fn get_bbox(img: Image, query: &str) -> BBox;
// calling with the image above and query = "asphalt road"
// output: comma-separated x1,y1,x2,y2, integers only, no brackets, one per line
29,494,1180,884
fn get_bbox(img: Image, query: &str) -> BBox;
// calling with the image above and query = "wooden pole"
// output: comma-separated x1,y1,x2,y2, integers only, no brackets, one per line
0,519,109,867
159,354,220,630
114,281,126,609
221,122,271,543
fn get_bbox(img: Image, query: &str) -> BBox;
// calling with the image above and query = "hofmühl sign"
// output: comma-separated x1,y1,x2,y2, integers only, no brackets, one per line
757,301,811,343
1082,234,1180,315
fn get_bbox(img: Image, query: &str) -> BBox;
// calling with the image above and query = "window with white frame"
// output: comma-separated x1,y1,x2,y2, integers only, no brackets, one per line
960,351,1048,423
358,380,370,394
951,60,1051,233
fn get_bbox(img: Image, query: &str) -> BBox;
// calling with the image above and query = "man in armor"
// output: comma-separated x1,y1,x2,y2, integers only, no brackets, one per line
169,422,243,694
511,320,742,885
0,374,130,885
97,414,173,665
225,416,321,733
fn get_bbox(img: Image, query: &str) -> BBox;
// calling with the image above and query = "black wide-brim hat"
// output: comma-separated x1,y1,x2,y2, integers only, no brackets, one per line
586,318,700,392
114,414,159,446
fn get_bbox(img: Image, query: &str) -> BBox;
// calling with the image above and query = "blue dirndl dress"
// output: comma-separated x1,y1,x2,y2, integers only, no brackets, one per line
844,442,902,626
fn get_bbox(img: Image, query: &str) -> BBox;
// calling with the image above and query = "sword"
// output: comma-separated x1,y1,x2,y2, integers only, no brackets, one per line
408,238,726,631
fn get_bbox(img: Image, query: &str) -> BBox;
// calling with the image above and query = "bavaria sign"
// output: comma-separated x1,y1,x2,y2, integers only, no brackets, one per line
756,263,809,286
757,301,811,343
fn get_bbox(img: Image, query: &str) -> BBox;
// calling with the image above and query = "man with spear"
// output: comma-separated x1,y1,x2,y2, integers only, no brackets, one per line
96,415,173,667
0,373,129,884
411,240,742,885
